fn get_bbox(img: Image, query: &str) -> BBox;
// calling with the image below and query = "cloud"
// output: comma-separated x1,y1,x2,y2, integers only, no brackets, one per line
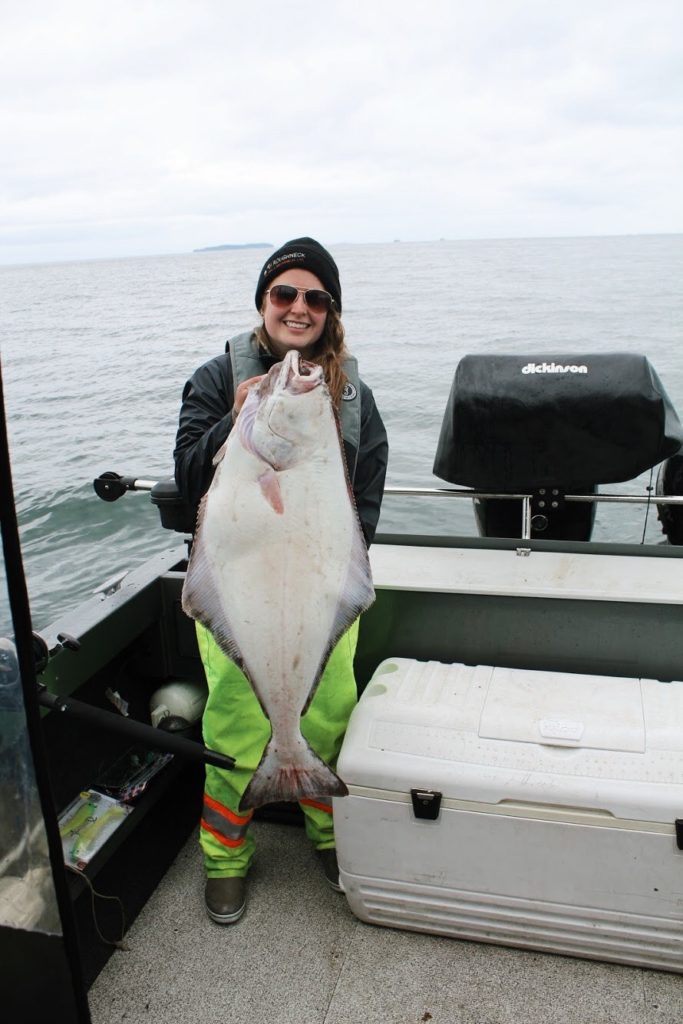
1,0,682,263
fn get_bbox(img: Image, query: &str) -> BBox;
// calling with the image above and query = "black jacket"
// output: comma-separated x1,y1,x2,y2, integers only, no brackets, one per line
174,342,388,545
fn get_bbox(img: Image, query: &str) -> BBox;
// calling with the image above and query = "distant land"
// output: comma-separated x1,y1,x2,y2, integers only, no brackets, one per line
194,242,273,252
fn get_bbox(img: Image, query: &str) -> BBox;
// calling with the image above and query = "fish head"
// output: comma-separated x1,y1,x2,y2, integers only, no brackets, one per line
239,350,331,469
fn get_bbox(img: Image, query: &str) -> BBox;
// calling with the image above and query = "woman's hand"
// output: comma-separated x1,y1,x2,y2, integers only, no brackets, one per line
232,375,266,422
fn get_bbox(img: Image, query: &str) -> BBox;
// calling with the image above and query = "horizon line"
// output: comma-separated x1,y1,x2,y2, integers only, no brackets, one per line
1,230,682,270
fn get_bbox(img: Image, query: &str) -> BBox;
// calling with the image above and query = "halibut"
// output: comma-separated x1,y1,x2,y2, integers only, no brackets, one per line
181,351,375,810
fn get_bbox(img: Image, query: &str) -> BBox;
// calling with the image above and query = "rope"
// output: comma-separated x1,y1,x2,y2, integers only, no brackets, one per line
65,865,130,951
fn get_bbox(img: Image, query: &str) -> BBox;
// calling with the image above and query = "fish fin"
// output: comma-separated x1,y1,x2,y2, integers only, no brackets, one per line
212,440,228,468
181,514,247,673
237,388,262,454
239,739,348,811
301,519,375,716
258,468,284,514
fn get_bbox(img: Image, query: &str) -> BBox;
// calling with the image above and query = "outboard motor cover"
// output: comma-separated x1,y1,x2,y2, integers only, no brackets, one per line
434,353,683,491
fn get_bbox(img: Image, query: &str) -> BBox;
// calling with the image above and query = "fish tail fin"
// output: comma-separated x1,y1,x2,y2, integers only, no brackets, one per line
239,740,348,812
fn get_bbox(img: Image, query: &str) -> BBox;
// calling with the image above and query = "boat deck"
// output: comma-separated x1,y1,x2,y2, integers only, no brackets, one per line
87,819,683,1024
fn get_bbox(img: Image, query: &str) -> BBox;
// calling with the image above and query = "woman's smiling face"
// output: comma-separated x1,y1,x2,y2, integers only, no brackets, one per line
261,268,328,358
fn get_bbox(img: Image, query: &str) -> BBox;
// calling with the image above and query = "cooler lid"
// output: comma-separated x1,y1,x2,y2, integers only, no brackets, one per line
479,667,645,752
339,658,683,821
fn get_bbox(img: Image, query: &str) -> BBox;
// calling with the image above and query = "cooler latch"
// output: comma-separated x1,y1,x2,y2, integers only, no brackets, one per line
676,819,683,851
411,789,442,821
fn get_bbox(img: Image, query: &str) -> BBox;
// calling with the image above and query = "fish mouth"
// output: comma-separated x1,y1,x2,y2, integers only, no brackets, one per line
277,350,323,394
249,350,325,460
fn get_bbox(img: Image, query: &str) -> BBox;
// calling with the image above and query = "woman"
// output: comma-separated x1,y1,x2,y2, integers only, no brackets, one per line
174,238,388,924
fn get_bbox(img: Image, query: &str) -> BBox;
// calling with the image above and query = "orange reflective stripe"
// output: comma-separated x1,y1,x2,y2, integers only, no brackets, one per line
203,792,253,826
202,793,253,848
300,798,333,815
200,818,246,849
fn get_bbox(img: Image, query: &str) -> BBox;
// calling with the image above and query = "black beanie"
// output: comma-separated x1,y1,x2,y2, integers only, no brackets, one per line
255,237,342,313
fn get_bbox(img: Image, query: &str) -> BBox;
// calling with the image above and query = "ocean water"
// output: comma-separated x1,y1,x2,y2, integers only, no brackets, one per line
1,234,682,639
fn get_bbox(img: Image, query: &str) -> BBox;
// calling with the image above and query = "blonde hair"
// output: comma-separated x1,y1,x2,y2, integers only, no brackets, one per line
255,307,349,407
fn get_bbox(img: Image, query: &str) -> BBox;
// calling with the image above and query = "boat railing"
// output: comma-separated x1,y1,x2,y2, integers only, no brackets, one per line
382,486,683,541
93,472,683,543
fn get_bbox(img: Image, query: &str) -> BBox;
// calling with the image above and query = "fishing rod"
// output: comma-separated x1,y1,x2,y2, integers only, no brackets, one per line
34,674,235,771
29,629,234,770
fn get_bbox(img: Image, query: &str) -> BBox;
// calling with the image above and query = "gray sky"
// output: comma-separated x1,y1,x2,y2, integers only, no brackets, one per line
2,0,682,264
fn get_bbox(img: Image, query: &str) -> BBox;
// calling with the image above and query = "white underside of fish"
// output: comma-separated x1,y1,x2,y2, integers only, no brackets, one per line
182,355,374,810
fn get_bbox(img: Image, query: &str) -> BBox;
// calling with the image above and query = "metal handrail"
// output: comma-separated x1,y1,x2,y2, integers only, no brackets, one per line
384,485,683,504
94,472,682,543
383,486,683,541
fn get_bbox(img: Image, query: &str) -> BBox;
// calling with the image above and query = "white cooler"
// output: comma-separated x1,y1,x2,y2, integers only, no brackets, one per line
334,658,683,972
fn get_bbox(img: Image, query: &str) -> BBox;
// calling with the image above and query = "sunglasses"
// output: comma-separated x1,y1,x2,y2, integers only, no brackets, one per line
265,284,335,314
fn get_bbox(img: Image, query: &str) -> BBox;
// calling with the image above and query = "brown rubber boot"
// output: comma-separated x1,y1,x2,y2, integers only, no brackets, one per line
204,876,247,924
316,848,343,892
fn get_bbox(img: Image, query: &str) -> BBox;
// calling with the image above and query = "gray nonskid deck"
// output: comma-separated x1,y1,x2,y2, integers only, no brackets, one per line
88,820,683,1024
